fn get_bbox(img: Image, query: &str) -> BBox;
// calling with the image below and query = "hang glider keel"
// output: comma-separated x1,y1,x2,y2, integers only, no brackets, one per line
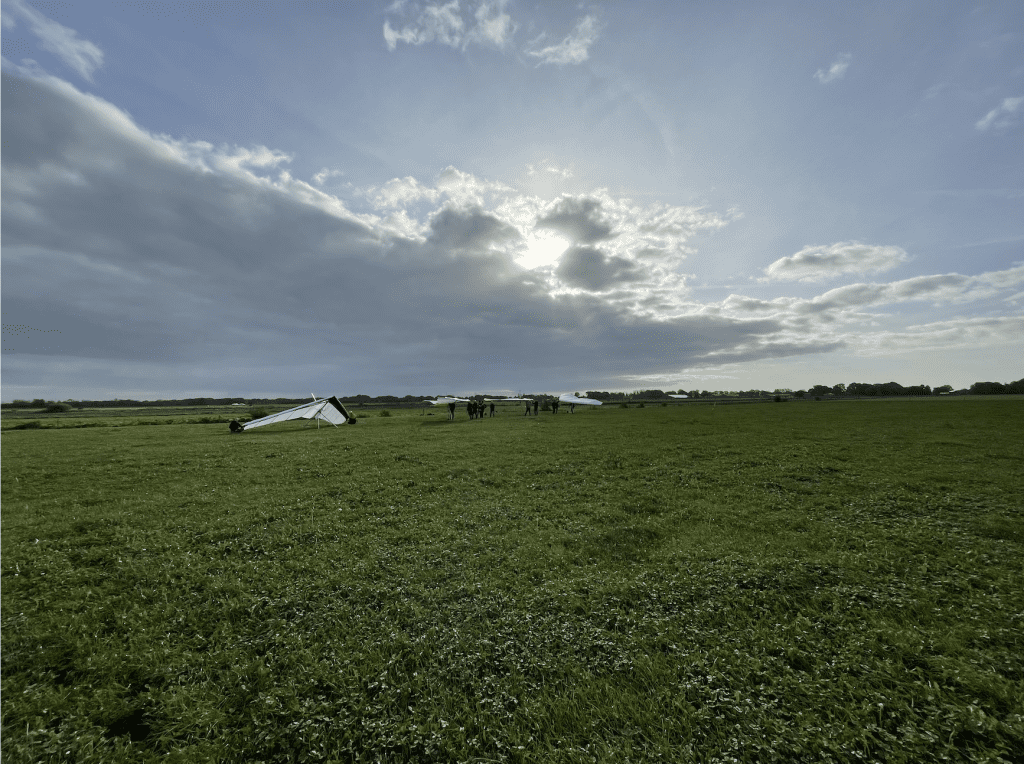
230,395,356,433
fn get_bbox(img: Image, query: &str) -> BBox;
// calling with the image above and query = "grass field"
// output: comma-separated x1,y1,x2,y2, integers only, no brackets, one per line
2,399,1022,762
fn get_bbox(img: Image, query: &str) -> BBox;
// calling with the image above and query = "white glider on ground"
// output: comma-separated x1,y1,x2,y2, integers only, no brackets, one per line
233,395,356,432
558,393,602,406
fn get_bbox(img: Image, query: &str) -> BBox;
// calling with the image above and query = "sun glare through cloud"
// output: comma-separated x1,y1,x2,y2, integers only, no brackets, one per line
518,231,569,269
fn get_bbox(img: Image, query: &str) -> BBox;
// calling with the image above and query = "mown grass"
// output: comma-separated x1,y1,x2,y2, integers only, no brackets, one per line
2,399,1022,763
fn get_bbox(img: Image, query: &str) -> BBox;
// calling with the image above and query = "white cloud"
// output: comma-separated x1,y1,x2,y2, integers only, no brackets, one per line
312,167,344,185
975,96,1024,131
525,15,600,66
527,162,573,178
383,0,516,52
466,0,516,49
4,0,103,82
762,241,909,282
814,53,851,84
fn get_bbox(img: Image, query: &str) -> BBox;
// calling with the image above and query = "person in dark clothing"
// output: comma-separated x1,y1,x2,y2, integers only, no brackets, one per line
447,401,456,420
570,402,576,414
467,401,475,419
524,401,531,416
489,402,495,417
533,399,539,416
552,399,559,414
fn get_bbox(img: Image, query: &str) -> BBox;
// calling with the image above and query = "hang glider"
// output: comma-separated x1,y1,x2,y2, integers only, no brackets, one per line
483,396,533,402
669,394,689,399
235,395,356,432
430,396,470,405
558,393,602,406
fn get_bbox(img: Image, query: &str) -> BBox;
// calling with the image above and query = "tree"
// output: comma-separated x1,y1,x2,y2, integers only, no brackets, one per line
933,385,953,395
832,383,846,396
809,385,832,397
970,381,1006,395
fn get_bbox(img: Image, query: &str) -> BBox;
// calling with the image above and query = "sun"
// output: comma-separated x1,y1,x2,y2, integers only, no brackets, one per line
517,232,569,270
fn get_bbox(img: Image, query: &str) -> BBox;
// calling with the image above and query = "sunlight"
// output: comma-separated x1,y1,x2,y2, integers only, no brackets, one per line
517,232,569,270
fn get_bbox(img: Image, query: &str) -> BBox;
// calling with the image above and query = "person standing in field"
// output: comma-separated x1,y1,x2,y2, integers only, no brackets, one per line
533,399,539,416
552,399,559,415
524,401,531,416
489,402,495,417
447,401,456,420
467,401,475,419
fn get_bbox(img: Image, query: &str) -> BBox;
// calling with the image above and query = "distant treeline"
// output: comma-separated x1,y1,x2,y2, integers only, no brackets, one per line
3,378,1021,409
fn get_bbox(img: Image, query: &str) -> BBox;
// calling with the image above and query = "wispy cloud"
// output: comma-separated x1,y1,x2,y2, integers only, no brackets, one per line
525,15,600,66
975,96,1024,131
3,0,103,82
383,0,516,52
814,52,851,84
762,242,909,282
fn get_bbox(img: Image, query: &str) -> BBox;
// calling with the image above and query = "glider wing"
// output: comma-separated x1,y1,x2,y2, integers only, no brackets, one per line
558,393,602,406
242,396,354,430
431,397,470,405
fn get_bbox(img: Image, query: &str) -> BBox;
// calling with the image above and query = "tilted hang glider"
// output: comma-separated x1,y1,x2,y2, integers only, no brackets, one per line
430,396,470,405
484,397,533,402
237,396,356,431
558,393,602,406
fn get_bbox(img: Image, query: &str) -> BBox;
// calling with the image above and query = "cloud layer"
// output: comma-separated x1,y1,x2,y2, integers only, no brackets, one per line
2,62,1021,398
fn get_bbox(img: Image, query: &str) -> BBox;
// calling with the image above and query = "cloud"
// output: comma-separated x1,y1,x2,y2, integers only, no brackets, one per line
853,316,1024,355
535,196,615,244
525,15,600,66
527,162,573,178
975,96,1024,131
312,167,344,185
383,0,516,52
555,245,643,291
762,241,909,282
814,53,851,84
5,65,1019,399
3,0,103,82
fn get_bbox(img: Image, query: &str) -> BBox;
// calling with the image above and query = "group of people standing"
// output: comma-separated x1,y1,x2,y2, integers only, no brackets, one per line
443,398,578,420
447,400,496,420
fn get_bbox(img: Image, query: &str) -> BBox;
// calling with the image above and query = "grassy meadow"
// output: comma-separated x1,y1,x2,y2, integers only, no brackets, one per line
2,399,1022,762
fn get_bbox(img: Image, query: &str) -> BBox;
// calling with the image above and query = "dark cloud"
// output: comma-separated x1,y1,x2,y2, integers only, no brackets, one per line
535,196,615,244
427,205,522,254
555,245,642,291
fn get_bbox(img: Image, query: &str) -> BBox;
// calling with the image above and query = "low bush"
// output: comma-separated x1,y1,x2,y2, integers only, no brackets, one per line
44,402,72,413
378,409,392,417
249,408,269,419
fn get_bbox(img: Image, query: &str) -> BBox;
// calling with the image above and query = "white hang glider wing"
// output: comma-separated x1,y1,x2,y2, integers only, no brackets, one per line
483,397,533,402
558,393,602,406
241,395,356,431
669,394,689,399
430,396,471,405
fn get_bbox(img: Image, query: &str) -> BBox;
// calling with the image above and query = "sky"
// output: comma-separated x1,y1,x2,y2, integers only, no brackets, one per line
2,0,1022,401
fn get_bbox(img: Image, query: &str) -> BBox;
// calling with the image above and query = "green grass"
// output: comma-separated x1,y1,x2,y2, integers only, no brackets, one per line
2,400,1022,762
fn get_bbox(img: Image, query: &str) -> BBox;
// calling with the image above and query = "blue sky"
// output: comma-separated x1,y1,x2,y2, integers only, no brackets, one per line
2,0,1022,400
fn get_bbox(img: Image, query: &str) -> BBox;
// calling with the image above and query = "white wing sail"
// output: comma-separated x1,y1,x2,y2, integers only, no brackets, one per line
558,393,602,406
242,396,354,430
430,396,470,405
